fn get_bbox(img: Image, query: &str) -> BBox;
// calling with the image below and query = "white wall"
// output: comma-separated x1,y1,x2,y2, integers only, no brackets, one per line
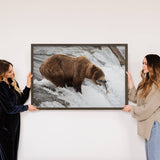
0,0,160,159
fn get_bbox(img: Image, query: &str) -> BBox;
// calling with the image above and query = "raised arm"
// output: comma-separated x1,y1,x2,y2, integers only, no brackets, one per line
126,72,137,103
20,72,32,104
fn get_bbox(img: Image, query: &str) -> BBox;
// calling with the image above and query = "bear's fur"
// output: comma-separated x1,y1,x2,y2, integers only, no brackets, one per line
39,54,106,93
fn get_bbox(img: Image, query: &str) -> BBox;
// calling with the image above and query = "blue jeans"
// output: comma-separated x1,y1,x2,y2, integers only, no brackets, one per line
145,121,160,160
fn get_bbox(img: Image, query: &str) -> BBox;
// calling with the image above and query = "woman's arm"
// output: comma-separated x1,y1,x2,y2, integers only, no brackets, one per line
0,88,28,114
0,84,39,113
20,86,30,104
126,72,137,103
19,72,32,104
128,87,137,103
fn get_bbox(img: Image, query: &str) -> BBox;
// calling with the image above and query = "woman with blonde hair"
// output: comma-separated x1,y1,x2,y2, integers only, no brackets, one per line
0,60,39,160
123,54,160,160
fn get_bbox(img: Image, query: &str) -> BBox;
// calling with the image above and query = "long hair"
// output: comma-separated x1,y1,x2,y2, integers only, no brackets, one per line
137,54,160,98
0,60,22,94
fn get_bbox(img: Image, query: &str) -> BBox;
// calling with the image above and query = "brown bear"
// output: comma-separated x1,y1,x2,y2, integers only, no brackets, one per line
39,54,107,93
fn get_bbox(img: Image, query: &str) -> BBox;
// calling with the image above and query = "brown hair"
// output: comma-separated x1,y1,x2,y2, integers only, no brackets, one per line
0,60,22,94
137,54,160,98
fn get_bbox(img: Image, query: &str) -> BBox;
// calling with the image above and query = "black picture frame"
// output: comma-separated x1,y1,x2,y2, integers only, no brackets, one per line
31,44,128,110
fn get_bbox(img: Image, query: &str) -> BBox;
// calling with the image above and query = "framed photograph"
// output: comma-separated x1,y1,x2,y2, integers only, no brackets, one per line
31,44,128,109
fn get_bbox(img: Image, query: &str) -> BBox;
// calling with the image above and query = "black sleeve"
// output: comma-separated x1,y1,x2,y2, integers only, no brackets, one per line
0,85,28,114
20,86,31,104
15,80,30,104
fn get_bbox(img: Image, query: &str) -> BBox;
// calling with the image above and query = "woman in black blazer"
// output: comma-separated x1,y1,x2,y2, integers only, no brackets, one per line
0,59,39,160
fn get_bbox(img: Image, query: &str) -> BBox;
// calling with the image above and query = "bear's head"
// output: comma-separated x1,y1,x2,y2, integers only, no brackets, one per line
87,64,108,93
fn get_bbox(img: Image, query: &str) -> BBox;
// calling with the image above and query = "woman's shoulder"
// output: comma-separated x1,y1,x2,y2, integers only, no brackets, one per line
150,83,160,95
0,81,9,91
0,81,7,87
144,83,160,102
153,83,160,90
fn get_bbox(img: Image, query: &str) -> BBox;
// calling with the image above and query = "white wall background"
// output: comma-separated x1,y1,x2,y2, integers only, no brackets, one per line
0,0,160,159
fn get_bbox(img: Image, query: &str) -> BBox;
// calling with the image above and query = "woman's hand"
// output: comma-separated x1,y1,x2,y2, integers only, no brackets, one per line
28,104,40,111
26,72,33,88
122,105,131,112
126,71,134,89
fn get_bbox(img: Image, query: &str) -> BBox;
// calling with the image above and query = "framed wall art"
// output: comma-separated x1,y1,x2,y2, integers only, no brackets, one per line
31,44,128,109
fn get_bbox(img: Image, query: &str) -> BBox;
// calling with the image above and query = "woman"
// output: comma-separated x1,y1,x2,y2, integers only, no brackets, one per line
123,54,160,160
0,60,39,160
